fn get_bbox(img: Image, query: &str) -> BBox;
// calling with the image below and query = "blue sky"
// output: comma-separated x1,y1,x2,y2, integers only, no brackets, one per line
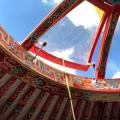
0,0,120,78
0,0,56,42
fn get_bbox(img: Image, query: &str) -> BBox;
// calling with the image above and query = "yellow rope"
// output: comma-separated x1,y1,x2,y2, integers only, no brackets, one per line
62,58,76,120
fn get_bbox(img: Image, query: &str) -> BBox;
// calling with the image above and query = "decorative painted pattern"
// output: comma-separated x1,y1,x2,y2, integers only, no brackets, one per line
24,92,44,119
0,77,16,97
8,88,34,119
81,101,91,119
0,82,25,115
48,96,64,120
36,94,54,119
103,0,120,4
0,71,120,119
1,27,120,101
74,100,83,119
0,99,13,117
60,100,70,120
96,10,119,78
10,82,26,100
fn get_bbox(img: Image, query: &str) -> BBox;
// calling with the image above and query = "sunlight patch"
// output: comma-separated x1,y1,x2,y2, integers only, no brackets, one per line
41,0,101,28
54,0,63,4
51,48,74,61
42,0,63,5
67,1,100,28
41,0,48,4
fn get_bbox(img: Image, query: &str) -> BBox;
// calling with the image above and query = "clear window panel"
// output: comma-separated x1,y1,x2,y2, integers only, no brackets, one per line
39,1,104,64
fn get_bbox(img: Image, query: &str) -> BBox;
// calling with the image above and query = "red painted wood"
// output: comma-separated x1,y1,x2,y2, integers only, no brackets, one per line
96,7,119,79
21,0,84,50
30,45,89,71
88,0,112,11
88,12,109,63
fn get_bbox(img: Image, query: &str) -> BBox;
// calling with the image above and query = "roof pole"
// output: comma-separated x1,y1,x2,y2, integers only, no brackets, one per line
62,58,76,120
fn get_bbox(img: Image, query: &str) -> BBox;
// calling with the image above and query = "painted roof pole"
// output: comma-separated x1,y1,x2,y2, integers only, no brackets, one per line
21,0,84,50
96,6,119,79
32,41,47,60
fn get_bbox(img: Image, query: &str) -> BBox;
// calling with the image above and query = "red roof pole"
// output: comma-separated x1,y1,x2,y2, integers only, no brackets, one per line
21,0,84,50
96,6,119,79
88,12,108,63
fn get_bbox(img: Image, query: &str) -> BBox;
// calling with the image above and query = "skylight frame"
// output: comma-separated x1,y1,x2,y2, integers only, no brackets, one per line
21,0,113,71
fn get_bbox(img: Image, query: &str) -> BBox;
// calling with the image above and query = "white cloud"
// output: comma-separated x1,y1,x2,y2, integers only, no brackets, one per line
112,72,120,79
41,0,48,4
54,0,63,4
48,48,76,74
51,48,74,61
30,48,76,74
80,52,89,63
41,0,63,5
66,1,100,28
41,0,100,28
